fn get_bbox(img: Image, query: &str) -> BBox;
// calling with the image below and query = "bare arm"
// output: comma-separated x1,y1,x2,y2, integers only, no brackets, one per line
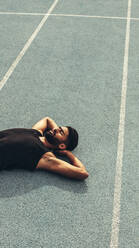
36,152,89,180
32,117,58,133
56,150,87,171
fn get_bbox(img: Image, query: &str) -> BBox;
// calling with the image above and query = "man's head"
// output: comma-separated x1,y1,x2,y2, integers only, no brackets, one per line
44,126,78,151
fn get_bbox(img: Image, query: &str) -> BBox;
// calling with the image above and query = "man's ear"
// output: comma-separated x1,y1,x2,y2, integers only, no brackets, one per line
58,143,66,150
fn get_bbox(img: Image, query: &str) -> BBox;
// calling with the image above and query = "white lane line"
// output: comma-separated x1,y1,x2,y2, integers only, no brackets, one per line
0,12,126,19
51,14,139,21
0,11,45,16
51,13,127,20
0,0,59,91
0,11,139,21
110,0,132,248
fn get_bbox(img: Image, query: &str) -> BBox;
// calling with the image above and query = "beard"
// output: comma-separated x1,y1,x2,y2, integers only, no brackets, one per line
44,130,61,146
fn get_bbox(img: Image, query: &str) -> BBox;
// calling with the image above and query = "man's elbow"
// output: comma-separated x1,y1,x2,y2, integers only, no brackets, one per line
78,170,89,180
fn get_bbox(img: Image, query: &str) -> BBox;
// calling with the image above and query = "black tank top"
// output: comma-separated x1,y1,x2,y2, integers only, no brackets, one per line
0,128,50,171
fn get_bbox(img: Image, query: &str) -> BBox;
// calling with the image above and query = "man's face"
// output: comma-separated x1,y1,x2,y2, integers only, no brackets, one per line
45,126,69,147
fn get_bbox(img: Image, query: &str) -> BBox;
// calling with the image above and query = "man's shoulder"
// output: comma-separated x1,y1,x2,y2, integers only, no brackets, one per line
36,151,57,169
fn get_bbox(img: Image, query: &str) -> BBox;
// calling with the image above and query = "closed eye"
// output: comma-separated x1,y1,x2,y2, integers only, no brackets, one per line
59,127,64,135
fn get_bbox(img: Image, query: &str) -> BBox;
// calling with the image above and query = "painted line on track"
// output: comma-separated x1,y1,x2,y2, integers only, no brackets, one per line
110,0,132,247
0,12,139,21
0,0,59,91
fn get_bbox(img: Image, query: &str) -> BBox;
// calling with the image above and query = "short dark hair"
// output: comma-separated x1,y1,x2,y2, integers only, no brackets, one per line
65,126,79,151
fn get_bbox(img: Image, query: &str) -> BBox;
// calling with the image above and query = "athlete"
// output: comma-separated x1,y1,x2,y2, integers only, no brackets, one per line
0,117,89,180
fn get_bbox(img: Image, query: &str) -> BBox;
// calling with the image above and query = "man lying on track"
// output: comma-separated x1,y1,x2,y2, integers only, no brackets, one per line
0,117,89,180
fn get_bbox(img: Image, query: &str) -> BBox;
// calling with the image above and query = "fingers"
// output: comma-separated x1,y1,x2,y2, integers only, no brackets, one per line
57,150,66,153
54,150,66,155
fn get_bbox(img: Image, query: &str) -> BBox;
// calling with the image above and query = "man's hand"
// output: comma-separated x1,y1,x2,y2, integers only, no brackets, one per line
56,150,74,160
32,117,58,133
56,150,71,155
47,117,59,130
